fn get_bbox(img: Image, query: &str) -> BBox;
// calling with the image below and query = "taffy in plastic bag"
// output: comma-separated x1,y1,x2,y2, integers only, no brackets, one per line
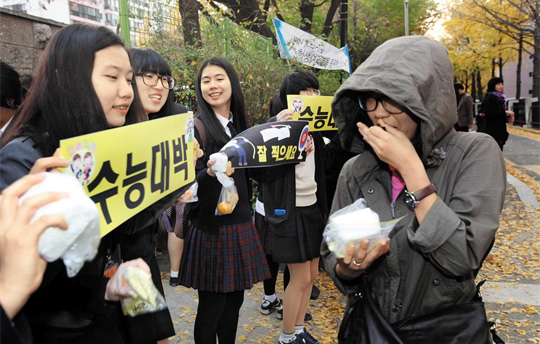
118,265,168,317
323,198,405,258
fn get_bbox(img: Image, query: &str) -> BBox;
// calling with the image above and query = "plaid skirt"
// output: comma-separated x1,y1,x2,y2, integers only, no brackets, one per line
178,221,270,293
255,212,273,255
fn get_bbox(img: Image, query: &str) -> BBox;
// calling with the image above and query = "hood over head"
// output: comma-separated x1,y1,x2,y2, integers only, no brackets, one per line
332,35,457,166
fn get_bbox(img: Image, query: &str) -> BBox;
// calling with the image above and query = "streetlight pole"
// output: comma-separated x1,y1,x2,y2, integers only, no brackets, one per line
340,0,348,48
404,0,409,36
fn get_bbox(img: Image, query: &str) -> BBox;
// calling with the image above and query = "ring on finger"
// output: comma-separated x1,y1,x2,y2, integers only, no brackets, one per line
352,258,361,267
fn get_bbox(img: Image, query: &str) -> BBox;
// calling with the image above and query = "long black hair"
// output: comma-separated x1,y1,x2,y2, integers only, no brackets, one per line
195,57,247,147
1,24,146,156
130,48,175,120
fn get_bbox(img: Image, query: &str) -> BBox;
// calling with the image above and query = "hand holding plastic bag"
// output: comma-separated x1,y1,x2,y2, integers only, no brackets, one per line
19,172,100,277
105,258,167,317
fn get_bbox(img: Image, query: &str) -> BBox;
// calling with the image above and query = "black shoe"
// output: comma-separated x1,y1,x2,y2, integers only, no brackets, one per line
304,312,312,322
169,276,179,287
298,328,319,344
310,285,320,300
260,298,283,315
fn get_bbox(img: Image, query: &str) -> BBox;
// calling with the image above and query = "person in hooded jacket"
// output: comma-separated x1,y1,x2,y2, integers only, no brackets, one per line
322,36,506,343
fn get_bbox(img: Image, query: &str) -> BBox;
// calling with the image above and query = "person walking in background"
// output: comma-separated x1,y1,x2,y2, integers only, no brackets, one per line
324,35,506,343
177,57,270,344
454,83,474,132
0,62,22,137
483,77,513,151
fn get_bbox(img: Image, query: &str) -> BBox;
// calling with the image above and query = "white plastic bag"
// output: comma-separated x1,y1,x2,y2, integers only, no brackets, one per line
19,172,101,277
323,198,405,258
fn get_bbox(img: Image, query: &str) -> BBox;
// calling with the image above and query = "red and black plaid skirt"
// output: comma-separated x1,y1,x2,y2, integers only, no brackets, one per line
178,221,270,293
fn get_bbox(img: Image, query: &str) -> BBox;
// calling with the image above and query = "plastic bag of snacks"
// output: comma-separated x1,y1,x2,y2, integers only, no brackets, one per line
323,198,405,258
119,265,167,317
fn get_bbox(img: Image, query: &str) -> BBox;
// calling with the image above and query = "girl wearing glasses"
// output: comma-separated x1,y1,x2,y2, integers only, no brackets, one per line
113,48,189,344
323,36,505,343
0,24,148,343
177,57,270,344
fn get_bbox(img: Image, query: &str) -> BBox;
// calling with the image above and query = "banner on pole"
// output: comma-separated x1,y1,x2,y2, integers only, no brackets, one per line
273,18,351,74
219,121,309,168
287,95,337,132
60,113,195,237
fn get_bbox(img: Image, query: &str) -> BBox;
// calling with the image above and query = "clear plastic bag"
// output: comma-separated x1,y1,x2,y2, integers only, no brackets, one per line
323,198,405,258
215,182,239,215
118,265,168,317
177,182,198,204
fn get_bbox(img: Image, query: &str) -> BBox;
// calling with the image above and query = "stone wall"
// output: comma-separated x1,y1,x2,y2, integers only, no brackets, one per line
0,7,64,78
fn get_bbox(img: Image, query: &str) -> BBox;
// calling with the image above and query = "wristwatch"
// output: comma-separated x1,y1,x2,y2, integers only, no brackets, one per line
404,183,437,208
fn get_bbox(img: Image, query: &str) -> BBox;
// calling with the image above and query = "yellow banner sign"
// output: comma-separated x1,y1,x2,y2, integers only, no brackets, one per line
60,113,195,237
288,95,337,131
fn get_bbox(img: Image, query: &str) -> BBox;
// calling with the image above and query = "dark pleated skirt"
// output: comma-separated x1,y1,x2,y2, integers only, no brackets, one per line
255,212,273,255
273,203,325,264
178,221,271,293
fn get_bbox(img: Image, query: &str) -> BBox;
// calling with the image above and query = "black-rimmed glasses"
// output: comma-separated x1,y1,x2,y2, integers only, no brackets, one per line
358,93,405,115
137,72,176,90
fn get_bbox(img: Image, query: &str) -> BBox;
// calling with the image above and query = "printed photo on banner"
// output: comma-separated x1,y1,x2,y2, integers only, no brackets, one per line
287,95,337,132
60,113,196,237
219,121,309,168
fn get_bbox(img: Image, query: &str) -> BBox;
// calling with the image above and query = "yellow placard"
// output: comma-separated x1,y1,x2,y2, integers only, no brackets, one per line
60,113,195,237
288,95,337,131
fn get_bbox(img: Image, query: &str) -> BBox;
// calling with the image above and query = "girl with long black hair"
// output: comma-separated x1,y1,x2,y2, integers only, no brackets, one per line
177,57,270,344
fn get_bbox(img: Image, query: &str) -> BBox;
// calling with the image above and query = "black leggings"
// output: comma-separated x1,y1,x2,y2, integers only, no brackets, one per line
194,290,244,344
262,254,290,295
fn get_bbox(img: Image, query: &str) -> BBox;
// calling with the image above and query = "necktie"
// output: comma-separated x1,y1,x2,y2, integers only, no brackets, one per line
227,121,237,137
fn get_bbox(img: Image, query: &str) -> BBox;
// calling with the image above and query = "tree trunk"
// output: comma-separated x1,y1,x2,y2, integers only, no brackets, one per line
300,0,315,32
321,0,340,38
472,71,477,100
516,30,523,100
533,20,540,100
178,0,201,47
498,56,503,78
476,70,483,100
212,0,275,40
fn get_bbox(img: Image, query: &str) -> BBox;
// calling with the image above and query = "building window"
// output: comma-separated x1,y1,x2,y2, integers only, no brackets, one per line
7,3,27,12
69,2,101,22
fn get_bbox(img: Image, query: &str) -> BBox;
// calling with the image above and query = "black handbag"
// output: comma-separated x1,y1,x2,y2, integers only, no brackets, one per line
338,277,504,344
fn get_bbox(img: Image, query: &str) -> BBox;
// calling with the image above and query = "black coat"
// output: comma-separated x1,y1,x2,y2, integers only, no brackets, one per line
483,93,509,143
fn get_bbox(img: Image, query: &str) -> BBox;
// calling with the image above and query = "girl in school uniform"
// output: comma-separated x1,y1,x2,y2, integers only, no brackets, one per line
177,57,270,344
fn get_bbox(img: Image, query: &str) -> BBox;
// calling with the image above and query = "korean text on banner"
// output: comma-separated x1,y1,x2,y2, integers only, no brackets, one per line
288,95,337,132
273,18,351,74
60,113,196,237
220,121,309,168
